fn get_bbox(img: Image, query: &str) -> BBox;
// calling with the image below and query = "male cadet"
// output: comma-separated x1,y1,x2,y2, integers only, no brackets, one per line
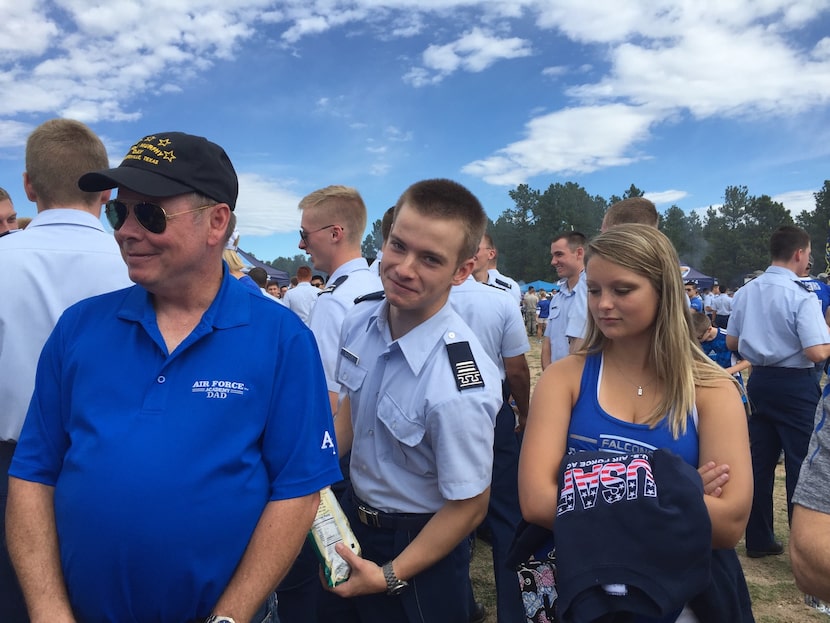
7,131,341,623
299,185,382,412
541,232,588,370
727,225,830,559
282,265,319,324
600,196,659,232
0,119,133,623
482,233,522,307
328,179,502,623
0,186,18,235
450,233,531,623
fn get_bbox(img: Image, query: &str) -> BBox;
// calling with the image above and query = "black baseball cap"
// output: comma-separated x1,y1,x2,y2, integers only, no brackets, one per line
78,132,238,210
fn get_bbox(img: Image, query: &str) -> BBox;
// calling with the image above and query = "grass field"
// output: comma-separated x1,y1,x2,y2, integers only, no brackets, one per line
469,340,829,622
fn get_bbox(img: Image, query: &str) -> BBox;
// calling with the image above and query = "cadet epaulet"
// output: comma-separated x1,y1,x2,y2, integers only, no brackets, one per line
485,282,506,291
319,274,348,295
446,341,485,391
794,279,812,292
354,290,385,304
495,278,512,290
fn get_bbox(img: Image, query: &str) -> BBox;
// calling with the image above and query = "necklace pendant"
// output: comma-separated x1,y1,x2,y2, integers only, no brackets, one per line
637,386,643,397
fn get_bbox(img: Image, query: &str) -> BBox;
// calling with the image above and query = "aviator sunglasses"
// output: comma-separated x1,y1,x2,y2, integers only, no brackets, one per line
105,199,214,234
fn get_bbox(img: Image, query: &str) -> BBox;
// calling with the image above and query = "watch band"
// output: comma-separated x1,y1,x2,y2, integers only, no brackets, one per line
382,560,409,595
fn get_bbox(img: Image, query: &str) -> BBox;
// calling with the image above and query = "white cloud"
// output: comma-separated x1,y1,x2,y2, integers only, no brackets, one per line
542,65,567,77
462,104,657,185
0,0,262,122
2,0,829,192
645,190,689,205
234,172,304,237
0,120,33,148
461,0,830,185
772,189,818,215
0,0,59,60
404,27,532,86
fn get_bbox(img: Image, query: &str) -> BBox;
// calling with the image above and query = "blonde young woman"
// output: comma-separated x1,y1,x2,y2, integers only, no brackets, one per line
518,224,753,620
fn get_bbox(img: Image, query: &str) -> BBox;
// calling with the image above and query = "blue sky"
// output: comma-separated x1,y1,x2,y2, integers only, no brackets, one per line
2,0,829,262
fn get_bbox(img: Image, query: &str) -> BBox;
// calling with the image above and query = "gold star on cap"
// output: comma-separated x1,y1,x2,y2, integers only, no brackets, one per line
162,150,176,163
157,138,171,147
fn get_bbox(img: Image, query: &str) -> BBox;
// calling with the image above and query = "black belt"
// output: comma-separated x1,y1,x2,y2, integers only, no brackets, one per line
751,366,815,377
353,496,433,531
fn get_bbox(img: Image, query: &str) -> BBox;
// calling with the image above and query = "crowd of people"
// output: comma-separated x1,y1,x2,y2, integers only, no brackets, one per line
1,120,830,623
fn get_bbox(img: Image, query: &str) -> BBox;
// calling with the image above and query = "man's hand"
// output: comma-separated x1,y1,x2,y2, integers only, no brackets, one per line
698,461,730,497
326,542,387,598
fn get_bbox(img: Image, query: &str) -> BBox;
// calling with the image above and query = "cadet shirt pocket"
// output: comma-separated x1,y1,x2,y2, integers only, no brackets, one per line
337,356,368,393
376,393,432,475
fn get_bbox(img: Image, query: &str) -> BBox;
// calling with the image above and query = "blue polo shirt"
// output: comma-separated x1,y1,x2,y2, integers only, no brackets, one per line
11,266,342,623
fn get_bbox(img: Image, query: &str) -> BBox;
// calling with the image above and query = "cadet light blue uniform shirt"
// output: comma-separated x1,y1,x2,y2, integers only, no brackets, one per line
282,281,320,325
488,268,522,307
449,275,529,378
308,257,382,394
544,271,588,363
728,265,830,368
336,298,502,514
0,209,132,441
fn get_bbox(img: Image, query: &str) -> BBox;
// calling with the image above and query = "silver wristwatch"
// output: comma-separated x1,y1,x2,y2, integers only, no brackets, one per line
205,616,236,623
382,560,409,595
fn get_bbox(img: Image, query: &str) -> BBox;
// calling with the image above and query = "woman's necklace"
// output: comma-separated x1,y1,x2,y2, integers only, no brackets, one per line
609,357,655,397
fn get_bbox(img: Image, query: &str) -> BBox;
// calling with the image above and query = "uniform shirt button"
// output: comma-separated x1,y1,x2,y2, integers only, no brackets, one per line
157,375,166,384
448,332,456,339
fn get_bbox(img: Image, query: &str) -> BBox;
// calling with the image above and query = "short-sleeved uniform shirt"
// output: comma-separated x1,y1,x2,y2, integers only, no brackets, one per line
336,298,502,514
10,267,342,623
0,208,132,441
488,268,522,308
308,257,382,394
449,275,529,377
728,266,830,368
544,271,588,363
282,280,320,325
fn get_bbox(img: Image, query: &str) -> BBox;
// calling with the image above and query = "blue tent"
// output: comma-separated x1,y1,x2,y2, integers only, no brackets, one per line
521,280,559,293
680,264,715,291
237,249,290,286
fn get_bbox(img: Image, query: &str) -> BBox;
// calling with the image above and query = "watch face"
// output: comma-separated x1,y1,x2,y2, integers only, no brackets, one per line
205,617,236,623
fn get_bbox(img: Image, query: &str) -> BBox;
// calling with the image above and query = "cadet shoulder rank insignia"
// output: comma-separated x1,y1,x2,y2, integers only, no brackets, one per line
446,341,485,391
354,290,385,304
320,274,348,295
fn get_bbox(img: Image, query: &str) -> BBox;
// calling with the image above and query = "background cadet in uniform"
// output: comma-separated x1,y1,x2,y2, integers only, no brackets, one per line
451,234,530,623
727,225,830,559
541,232,588,370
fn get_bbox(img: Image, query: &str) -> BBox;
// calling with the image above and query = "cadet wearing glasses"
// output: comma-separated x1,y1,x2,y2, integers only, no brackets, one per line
6,132,342,623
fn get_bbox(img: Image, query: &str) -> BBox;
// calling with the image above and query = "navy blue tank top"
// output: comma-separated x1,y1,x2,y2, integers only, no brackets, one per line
567,353,699,467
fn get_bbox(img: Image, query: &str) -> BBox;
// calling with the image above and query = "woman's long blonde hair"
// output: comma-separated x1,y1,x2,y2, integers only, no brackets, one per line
581,224,737,438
